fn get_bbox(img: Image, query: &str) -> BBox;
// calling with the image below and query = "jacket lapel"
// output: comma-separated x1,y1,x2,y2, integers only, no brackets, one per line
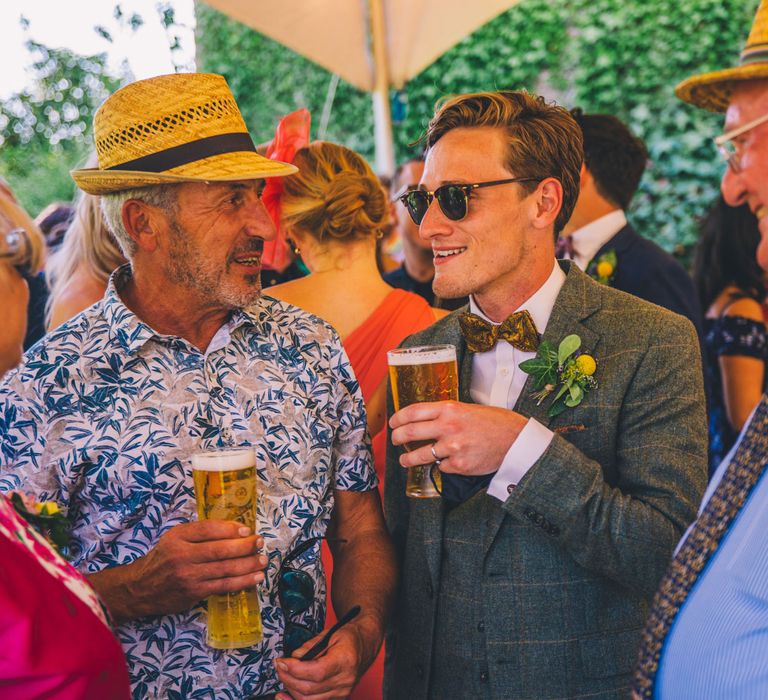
514,263,601,428
483,261,602,555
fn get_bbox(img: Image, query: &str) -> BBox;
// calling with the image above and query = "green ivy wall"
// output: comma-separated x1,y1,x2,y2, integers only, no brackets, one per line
199,0,758,259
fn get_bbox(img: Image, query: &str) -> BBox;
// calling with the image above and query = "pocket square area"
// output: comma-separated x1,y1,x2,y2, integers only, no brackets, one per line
553,424,588,435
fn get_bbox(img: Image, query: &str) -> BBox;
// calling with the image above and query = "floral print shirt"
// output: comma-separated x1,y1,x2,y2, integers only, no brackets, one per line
0,266,376,699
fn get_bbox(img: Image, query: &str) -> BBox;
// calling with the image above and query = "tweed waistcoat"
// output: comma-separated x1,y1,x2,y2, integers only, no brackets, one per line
430,492,497,700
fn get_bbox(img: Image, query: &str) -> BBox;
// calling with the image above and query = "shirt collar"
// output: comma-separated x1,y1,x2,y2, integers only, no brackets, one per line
102,264,263,356
469,259,566,334
570,209,627,270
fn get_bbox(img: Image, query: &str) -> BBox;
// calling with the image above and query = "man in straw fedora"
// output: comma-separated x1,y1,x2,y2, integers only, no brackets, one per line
633,2,768,698
0,72,396,700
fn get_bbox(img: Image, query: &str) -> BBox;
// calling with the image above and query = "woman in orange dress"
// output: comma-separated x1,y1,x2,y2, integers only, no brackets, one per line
269,141,445,699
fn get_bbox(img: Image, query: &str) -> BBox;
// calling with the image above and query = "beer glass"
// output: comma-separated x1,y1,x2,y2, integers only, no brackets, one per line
191,448,263,649
387,345,459,498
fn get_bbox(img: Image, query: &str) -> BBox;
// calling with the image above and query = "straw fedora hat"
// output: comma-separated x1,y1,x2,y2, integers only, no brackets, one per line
675,1,768,112
71,73,297,195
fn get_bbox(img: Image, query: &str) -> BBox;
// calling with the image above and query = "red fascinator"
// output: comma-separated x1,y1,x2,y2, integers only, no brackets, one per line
260,108,311,271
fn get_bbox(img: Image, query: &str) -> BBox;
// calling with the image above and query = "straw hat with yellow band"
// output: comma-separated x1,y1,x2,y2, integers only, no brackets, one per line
71,73,297,195
675,0,768,113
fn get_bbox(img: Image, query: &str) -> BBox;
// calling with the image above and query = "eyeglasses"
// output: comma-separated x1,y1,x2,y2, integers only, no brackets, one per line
714,111,768,174
397,177,541,225
278,536,345,656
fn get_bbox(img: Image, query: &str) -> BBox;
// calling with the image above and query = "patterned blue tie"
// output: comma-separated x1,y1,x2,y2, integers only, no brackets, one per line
632,394,768,697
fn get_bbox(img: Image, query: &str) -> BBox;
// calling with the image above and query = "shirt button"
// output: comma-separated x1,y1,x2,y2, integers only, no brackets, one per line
500,368,509,376
477,621,485,633
480,671,488,683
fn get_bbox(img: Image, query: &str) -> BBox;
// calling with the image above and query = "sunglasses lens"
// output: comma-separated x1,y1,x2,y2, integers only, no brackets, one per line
279,569,314,615
403,191,429,225
436,186,468,221
284,622,315,656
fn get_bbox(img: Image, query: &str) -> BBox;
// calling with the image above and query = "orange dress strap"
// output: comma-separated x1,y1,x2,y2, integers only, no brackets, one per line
343,288,437,405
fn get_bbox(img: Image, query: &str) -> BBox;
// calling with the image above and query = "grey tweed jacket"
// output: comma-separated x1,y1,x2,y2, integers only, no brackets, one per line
383,261,708,700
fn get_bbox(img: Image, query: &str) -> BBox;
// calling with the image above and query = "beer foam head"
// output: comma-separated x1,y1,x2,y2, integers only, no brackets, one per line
387,344,456,366
191,448,256,471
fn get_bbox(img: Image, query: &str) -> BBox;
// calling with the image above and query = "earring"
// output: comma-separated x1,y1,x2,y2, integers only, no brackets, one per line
376,230,384,239
286,238,301,256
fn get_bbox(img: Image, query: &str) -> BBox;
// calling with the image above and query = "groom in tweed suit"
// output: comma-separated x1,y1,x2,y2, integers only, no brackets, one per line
383,91,707,700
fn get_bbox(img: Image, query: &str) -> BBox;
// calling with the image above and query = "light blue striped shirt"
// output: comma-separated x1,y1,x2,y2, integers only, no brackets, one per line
656,429,768,698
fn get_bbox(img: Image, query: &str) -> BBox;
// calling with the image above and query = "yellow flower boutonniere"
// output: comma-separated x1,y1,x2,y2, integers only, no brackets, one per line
519,334,598,417
10,491,71,556
589,250,617,286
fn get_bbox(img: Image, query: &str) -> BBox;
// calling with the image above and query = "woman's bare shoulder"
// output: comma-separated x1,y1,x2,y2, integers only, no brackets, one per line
266,276,317,307
708,286,764,322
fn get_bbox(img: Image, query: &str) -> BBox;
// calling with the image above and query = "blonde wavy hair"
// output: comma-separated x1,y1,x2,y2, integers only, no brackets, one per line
46,188,125,324
280,141,389,242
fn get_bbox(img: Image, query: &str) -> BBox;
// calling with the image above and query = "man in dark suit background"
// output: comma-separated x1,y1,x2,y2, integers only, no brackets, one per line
384,90,707,700
559,109,703,339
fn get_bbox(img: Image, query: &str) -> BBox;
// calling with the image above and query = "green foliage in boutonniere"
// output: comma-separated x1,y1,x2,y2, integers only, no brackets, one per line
10,491,71,556
588,249,617,286
519,334,598,417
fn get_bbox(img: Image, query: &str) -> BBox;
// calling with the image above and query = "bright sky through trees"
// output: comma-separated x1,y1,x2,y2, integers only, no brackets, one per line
0,0,195,98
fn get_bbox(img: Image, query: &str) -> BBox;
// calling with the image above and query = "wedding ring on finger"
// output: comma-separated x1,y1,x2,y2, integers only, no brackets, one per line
430,443,442,464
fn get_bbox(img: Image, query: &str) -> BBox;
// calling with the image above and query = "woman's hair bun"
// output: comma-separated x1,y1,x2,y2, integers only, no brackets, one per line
281,141,389,241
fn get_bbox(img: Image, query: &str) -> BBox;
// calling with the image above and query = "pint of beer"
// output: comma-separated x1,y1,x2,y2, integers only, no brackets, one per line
387,345,459,498
191,448,263,649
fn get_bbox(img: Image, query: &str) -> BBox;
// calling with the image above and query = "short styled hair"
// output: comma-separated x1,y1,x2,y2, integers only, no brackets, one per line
425,90,583,234
570,108,648,210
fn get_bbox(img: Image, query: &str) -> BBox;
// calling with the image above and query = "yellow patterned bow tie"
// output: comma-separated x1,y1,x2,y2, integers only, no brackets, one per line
458,310,540,353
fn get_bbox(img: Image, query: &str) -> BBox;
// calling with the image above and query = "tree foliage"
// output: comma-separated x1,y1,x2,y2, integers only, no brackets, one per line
565,0,759,254
196,0,759,261
0,2,191,217
0,39,121,215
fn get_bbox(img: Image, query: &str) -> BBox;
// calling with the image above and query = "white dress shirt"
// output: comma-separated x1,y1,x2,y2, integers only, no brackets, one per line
569,209,627,270
468,260,566,501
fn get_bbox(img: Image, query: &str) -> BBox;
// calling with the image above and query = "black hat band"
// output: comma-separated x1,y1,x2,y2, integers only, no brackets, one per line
107,132,257,173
